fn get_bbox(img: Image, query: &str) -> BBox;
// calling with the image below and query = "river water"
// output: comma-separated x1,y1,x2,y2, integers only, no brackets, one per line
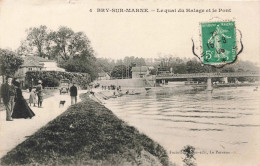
103,84,260,166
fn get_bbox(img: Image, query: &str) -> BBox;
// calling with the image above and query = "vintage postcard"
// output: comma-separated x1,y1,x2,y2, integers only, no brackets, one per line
0,0,259,166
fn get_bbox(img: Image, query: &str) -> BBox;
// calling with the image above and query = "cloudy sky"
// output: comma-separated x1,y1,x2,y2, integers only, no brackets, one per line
0,0,259,63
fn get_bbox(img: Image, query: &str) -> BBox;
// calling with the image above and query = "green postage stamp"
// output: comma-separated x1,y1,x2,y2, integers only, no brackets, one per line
201,21,237,65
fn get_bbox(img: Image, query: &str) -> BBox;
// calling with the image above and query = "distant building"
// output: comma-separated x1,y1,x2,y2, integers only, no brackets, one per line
98,72,111,80
157,66,170,75
131,66,150,78
34,56,65,72
15,56,65,86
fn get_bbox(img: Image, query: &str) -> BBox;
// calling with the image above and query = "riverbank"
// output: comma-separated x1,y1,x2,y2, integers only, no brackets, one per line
1,92,170,166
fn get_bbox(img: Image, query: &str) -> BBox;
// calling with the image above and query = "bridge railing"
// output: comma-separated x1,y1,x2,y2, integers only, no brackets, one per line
156,72,260,78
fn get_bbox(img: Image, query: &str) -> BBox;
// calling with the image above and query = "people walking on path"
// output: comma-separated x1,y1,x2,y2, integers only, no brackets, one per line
70,83,78,105
11,81,35,119
36,80,43,108
29,88,37,107
0,76,16,121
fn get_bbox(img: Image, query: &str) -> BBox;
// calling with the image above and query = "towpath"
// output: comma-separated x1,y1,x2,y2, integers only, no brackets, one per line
0,90,87,158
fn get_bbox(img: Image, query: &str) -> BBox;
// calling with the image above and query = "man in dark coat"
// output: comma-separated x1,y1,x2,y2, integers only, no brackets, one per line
0,76,16,121
36,80,43,108
70,83,78,105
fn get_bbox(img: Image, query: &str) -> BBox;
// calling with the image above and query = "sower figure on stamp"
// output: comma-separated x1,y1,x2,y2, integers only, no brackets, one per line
0,76,16,121
36,80,43,108
70,82,78,105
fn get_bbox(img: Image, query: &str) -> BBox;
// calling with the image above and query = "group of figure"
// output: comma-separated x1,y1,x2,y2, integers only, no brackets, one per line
0,77,43,121
101,85,121,91
28,80,44,108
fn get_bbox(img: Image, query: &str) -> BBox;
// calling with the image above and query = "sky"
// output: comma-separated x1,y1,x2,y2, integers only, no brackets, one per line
0,0,259,64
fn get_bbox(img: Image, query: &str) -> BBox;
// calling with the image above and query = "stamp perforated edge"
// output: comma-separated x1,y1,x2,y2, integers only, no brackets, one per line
198,18,240,66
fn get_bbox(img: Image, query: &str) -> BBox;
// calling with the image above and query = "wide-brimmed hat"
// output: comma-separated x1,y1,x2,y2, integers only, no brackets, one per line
38,80,42,84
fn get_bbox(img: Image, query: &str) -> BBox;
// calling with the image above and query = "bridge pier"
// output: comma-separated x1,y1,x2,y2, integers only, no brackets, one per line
207,78,213,91
161,79,167,85
234,78,238,83
221,77,228,84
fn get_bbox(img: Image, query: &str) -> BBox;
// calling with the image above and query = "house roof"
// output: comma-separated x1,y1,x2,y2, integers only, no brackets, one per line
26,56,54,62
21,56,54,67
131,66,149,72
98,72,110,77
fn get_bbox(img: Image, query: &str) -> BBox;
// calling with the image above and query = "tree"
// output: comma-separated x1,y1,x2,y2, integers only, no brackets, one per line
173,64,187,74
19,25,95,62
17,25,98,81
96,58,116,73
25,25,49,58
181,145,197,166
50,27,95,61
220,66,235,73
116,56,146,67
17,40,33,56
0,49,24,81
186,60,203,73
60,51,98,81
110,65,127,79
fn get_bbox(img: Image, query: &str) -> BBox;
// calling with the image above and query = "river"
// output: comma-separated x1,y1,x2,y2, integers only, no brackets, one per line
103,84,260,166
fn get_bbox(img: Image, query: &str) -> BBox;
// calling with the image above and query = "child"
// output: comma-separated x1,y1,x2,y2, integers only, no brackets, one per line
33,90,38,107
29,89,37,107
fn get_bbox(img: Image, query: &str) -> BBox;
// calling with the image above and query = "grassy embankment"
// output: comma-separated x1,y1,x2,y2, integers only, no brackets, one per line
1,92,170,166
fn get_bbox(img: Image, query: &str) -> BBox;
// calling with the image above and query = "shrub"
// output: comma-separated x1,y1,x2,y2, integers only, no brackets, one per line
25,71,90,88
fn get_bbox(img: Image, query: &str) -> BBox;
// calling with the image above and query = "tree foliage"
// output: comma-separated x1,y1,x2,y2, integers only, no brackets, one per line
96,58,116,73
60,50,98,81
17,25,97,80
26,71,90,89
23,25,49,58
96,56,146,77
49,27,94,61
110,65,127,79
181,145,196,166
0,49,23,78
19,26,95,62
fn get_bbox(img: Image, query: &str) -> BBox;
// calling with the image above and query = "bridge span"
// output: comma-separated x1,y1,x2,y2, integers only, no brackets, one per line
156,72,260,80
155,72,259,91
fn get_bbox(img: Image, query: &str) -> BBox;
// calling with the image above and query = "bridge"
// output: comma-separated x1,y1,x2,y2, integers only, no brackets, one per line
156,72,260,79
155,72,260,90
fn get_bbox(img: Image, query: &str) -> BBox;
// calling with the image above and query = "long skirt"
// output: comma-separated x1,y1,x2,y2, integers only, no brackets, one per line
12,98,35,119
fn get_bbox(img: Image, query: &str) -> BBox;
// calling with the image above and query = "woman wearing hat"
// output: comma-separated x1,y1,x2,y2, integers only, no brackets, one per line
11,80,35,119
36,80,43,108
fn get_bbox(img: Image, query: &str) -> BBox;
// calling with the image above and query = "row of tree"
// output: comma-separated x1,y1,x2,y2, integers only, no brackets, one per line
17,26,94,61
1,25,98,81
104,56,259,81
1,25,259,83
151,55,259,74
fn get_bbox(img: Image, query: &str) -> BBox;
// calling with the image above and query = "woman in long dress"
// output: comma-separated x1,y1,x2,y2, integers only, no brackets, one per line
12,81,35,119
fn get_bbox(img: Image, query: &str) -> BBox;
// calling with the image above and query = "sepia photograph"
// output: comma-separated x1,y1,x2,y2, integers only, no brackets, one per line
0,0,259,166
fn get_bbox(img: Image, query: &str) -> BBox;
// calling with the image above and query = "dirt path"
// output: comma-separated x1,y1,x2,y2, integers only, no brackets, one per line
0,90,87,158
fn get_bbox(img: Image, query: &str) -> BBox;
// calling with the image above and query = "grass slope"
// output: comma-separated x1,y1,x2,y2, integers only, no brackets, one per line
1,93,169,166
